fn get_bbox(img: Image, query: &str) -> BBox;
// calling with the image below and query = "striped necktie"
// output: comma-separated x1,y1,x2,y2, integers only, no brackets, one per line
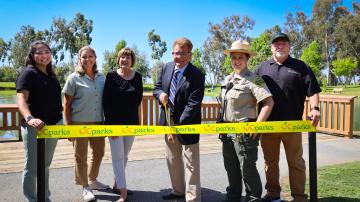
168,69,180,115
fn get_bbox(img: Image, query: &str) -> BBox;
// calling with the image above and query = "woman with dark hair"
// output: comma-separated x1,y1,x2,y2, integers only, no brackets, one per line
63,46,109,202
220,40,274,202
103,47,143,202
16,40,62,202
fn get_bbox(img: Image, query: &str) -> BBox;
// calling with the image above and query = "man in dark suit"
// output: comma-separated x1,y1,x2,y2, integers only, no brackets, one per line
153,37,205,202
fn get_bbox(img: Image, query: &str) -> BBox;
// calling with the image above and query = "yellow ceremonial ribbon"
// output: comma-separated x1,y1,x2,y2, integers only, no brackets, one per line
37,120,316,139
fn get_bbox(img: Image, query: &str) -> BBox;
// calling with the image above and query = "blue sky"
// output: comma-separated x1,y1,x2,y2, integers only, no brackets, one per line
0,0,355,68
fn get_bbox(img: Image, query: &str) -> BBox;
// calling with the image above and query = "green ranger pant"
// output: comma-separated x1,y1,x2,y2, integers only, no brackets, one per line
221,134,262,202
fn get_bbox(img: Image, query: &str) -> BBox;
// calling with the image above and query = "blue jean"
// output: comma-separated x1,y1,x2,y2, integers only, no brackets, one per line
21,122,58,202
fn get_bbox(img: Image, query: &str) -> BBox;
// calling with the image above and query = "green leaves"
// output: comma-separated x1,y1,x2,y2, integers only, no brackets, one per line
147,29,167,83
332,57,358,78
301,41,322,77
203,15,255,85
191,48,206,75
2,13,93,70
248,32,272,71
102,40,127,75
147,29,167,61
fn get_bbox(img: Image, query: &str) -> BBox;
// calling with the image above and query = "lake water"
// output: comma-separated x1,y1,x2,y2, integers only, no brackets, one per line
0,93,16,104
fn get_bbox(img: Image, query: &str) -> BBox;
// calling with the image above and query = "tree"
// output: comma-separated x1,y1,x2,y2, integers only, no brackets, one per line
102,42,150,81
131,45,150,83
191,48,206,75
335,3,360,76
1,12,93,77
49,12,93,63
148,29,167,61
147,29,167,83
7,25,47,70
0,66,17,82
284,11,310,58
203,15,255,85
102,40,126,75
332,57,358,84
221,56,232,76
0,38,8,63
54,62,73,86
305,0,349,85
248,32,272,70
151,60,164,84
301,41,322,77
202,39,225,85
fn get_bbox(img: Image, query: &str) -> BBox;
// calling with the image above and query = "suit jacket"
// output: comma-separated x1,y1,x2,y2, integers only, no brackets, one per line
153,62,205,145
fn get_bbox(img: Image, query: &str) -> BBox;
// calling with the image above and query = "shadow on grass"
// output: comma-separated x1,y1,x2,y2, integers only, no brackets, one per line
319,197,360,202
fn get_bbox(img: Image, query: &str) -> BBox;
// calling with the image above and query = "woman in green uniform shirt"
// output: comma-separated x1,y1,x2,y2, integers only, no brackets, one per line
219,40,274,202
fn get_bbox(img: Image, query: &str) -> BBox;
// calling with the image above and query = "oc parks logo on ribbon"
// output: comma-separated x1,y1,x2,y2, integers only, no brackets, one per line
36,121,316,138
79,126,113,136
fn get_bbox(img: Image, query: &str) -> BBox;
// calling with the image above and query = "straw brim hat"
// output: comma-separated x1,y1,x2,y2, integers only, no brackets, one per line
224,40,256,57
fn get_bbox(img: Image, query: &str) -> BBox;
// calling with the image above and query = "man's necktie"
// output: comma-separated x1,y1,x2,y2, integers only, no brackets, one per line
168,69,180,115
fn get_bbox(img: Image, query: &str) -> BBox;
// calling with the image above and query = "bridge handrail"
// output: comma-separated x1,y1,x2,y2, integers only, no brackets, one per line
0,94,357,142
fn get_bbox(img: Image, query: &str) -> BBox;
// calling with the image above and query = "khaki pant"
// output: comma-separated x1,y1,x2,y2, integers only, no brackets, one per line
261,132,308,201
72,122,105,186
165,135,201,202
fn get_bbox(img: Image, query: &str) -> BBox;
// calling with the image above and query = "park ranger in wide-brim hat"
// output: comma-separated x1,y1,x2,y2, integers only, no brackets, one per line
223,40,256,57
219,39,274,202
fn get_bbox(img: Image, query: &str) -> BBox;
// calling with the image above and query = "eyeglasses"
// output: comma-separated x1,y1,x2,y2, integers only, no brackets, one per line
172,52,191,56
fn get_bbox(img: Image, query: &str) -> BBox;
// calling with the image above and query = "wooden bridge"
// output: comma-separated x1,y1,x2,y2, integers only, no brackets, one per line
0,94,357,173
0,94,357,142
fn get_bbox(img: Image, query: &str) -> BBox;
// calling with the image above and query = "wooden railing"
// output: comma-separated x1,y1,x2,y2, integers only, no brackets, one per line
140,94,357,138
303,95,357,138
139,94,221,125
0,94,357,142
0,104,22,142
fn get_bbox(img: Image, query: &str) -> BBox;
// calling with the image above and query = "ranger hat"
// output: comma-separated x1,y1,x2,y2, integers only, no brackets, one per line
224,40,256,57
271,32,290,43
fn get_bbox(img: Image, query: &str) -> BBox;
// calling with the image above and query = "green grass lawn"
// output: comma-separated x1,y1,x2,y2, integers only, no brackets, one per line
0,82,15,89
322,85,360,97
143,83,222,97
282,161,360,201
205,84,360,98
0,90,16,95
1,80,360,98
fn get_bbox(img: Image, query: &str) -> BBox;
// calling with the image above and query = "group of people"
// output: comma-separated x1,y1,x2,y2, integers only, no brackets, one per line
15,33,320,202
217,33,320,202
17,42,142,202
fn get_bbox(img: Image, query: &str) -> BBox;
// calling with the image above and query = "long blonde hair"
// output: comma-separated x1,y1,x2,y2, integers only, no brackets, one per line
75,46,98,75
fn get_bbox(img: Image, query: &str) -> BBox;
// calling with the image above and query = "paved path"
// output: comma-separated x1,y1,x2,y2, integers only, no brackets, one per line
0,133,359,201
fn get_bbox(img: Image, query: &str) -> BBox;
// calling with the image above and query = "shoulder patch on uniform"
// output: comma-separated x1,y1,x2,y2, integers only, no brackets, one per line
252,76,265,87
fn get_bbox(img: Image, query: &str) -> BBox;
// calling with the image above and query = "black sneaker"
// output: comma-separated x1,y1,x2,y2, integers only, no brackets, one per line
261,195,281,202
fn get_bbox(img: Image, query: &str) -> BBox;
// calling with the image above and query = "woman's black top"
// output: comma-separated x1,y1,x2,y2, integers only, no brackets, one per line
16,66,62,124
103,71,143,125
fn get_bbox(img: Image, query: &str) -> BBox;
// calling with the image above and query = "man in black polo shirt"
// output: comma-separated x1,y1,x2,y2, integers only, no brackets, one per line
255,33,321,202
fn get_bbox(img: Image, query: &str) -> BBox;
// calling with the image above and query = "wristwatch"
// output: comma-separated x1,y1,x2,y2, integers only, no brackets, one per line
25,115,34,122
311,106,320,111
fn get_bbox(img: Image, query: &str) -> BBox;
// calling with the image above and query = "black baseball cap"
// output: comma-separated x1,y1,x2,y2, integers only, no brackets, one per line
271,32,290,43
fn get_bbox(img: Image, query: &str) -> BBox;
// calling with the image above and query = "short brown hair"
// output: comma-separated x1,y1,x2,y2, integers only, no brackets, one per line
173,37,193,50
117,47,136,67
